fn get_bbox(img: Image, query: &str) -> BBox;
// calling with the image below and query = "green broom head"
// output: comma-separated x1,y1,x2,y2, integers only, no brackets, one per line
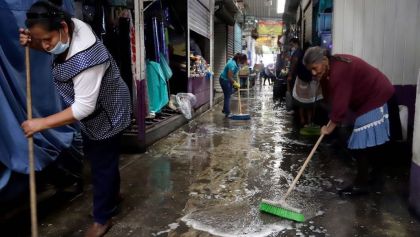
260,199,305,222
299,125,320,136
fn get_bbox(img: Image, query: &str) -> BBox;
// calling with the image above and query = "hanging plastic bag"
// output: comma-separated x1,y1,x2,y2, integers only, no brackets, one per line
175,93,197,120
159,52,173,80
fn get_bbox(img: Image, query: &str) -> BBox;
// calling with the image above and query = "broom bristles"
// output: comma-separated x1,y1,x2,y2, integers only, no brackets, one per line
260,199,305,222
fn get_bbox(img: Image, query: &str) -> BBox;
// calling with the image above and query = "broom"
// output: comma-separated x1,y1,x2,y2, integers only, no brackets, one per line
26,46,39,237
229,85,250,120
260,122,330,222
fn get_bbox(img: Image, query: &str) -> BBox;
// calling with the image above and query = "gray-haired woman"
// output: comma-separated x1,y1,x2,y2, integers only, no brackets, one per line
303,46,401,196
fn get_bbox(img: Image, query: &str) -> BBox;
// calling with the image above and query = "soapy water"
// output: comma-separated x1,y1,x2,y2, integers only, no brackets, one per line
152,223,179,236
181,203,291,237
156,88,331,236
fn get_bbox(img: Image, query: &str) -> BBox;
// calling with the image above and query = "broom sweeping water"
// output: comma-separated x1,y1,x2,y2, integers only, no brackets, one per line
26,46,39,237
260,122,330,222
229,85,250,120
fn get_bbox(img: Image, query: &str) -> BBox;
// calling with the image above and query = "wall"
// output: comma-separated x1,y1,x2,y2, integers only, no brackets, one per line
234,23,242,55
213,23,227,92
333,0,420,86
333,0,420,127
409,69,420,216
302,0,313,44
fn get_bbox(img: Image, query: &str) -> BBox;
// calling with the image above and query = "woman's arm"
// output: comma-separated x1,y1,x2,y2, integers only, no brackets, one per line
227,69,235,84
19,28,44,51
21,62,108,137
21,107,77,137
321,120,337,135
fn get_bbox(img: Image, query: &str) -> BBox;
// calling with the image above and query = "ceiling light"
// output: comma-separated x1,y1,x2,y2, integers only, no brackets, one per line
277,0,285,14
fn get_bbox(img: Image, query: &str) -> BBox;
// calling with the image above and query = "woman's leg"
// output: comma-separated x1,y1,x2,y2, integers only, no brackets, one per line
299,107,305,126
339,148,370,196
306,107,313,125
83,133,122,225
219,78,232,116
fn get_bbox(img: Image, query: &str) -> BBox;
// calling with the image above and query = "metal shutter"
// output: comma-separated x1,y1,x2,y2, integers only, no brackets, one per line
234,23,242,54
214,23,227,92
227,25,234,59
188,0,210,38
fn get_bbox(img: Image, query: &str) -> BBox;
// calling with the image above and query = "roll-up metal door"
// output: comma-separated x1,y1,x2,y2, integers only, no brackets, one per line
227,25,234,59
234,23,242,54
214,23,227,92
189,0,210,38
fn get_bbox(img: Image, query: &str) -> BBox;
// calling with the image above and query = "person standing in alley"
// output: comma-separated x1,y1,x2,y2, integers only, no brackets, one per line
303,46,401,196
287,38,303,95
219,53,247,117
19,1,131,236
292,42,323,127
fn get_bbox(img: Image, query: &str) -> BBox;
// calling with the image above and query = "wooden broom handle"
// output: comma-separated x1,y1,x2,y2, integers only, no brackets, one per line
283,121,331,200
237,87,242,114
26,46,38,237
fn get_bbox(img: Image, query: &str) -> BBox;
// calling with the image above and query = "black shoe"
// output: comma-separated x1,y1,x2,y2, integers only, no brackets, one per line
337,184,370,196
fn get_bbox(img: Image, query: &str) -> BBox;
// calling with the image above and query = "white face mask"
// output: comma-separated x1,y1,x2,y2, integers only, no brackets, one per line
48,30,69,55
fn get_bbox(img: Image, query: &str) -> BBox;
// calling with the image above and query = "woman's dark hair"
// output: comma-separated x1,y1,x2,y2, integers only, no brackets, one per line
25,0,73,32
233,53,247,63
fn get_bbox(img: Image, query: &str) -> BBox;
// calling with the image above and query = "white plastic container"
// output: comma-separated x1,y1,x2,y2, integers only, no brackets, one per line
413,69,420,166
399,105,408,141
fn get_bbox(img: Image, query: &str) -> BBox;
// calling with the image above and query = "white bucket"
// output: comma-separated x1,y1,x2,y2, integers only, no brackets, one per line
413,69,420,166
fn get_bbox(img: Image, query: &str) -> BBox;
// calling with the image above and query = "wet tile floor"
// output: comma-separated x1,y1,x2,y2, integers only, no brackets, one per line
4,83,420,237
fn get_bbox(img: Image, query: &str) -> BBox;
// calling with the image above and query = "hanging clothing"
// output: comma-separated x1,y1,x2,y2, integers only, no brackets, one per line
146,61,169,113
0,0,76,189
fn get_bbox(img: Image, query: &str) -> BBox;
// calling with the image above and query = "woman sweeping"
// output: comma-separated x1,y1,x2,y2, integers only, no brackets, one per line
219,53,247,117
303,46,401,196
19,1,131,236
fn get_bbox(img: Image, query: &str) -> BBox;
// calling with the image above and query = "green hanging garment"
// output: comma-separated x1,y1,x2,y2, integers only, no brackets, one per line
146,60,169,113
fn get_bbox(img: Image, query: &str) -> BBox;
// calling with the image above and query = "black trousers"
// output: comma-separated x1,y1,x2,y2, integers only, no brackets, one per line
82,133,122,224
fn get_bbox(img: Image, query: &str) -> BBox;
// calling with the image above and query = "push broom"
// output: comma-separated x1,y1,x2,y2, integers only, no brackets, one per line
229,84,250,120
26,46,39,237
260,122,330,222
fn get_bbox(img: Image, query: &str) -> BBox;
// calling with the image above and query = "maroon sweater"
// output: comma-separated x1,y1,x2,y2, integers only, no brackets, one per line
325,54,394,123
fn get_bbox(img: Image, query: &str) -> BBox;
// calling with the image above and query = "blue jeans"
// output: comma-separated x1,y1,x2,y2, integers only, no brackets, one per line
219,78,233,115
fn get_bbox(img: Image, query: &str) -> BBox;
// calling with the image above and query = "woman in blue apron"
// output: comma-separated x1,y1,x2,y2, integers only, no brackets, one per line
303,46,401,196
19,1,131,236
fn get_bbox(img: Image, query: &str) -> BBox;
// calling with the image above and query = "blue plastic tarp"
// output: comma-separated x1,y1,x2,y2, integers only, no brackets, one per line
0,0,76,190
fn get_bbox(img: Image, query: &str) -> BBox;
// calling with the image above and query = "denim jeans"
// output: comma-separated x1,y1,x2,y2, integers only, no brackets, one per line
219,78,233,115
